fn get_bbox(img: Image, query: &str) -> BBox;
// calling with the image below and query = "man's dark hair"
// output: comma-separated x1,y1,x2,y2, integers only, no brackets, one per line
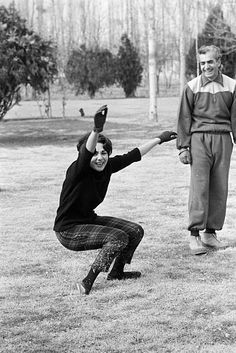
198,45,222,60
77,133,112,155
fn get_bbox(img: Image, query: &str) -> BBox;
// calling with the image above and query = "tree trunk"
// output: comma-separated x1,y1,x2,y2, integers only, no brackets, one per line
179,0,186,95
108,0,114,50
148,0,158,121
36,0,44,35
195,0,200,76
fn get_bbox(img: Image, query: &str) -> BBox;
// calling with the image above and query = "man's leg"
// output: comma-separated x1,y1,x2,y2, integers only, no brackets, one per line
188,133,212,231
207,133,233,230
202,133,233,249
188,133,212,255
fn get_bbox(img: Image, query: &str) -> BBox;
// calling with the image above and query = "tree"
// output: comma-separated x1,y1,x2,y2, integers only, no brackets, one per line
116,33,143,98
65,45,115,98
147,0,157,121
0,4,58,120
186,4,236,79
179,0,186,94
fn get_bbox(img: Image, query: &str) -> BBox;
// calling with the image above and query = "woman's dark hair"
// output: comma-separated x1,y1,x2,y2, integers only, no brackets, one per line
77,133,112,155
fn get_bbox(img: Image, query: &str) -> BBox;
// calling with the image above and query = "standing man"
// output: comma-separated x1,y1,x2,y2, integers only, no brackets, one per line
177,45,236,255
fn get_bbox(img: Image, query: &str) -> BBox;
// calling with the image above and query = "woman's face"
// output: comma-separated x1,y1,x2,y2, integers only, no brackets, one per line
90,142,109,172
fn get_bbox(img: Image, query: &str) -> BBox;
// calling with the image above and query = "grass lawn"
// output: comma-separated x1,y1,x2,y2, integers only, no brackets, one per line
1,97,236,353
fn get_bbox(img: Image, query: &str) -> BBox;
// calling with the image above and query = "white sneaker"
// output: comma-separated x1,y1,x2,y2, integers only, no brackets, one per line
189,236,208,255
201,232,227,249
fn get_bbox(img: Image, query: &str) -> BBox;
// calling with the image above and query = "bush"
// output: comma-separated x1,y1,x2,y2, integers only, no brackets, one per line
0,4,58,120
65,45,116,98
115,34,143,98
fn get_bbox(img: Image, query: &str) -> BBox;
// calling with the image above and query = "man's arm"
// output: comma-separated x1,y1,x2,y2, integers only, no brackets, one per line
176,84,194,165
176,85,194,150
231,87,236,143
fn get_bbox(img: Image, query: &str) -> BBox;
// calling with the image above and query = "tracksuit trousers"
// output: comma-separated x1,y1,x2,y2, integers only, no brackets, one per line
188,132,233,231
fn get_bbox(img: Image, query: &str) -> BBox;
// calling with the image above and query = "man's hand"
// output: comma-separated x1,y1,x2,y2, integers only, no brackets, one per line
179,149,192,164
157,131,177,144
93,105,108,133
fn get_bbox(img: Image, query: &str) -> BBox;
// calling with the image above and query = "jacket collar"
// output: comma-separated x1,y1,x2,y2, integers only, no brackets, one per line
201,72,223,87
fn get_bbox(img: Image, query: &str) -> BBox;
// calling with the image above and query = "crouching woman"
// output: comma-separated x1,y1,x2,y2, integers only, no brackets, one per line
53,105,177,295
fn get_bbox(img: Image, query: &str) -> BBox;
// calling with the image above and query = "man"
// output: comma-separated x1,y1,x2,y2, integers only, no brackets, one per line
177,45,236,255
54,105,177,294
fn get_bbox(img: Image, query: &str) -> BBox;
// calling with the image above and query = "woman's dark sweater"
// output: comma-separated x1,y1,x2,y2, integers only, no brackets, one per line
53,144,141,232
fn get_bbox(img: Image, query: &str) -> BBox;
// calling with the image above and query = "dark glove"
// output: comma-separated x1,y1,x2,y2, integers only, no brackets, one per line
93,105,108,133
157,131,177,144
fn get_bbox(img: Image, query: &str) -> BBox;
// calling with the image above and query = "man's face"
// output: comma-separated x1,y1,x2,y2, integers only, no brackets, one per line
90,142,109,172
199,51,220,80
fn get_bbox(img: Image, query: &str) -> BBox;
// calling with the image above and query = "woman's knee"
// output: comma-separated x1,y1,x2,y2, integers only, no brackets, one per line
134,223,144,240
105,231,129,250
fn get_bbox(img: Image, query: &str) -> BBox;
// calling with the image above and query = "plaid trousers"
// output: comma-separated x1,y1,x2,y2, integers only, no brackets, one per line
55,216,144,272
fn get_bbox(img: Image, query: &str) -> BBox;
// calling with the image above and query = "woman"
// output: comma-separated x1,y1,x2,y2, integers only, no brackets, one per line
54,105,177,294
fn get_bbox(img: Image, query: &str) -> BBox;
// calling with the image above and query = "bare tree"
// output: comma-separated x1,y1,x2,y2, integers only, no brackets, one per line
148,0,158,121
179,0,186,94
11,0,236,108
195,0,200,76
36,0,44,35
108,0,114,50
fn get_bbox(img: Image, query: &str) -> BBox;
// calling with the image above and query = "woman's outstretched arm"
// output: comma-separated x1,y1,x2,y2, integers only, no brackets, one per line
138,131,177,157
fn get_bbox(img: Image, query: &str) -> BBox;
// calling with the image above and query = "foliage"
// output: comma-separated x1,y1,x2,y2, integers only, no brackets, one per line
115,34,143,98
0,4,58,120
65,36,143,99
65,45,116,98
186,5,236,79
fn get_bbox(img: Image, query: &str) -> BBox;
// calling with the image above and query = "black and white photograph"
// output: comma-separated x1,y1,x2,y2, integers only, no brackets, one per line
1,0,236,352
